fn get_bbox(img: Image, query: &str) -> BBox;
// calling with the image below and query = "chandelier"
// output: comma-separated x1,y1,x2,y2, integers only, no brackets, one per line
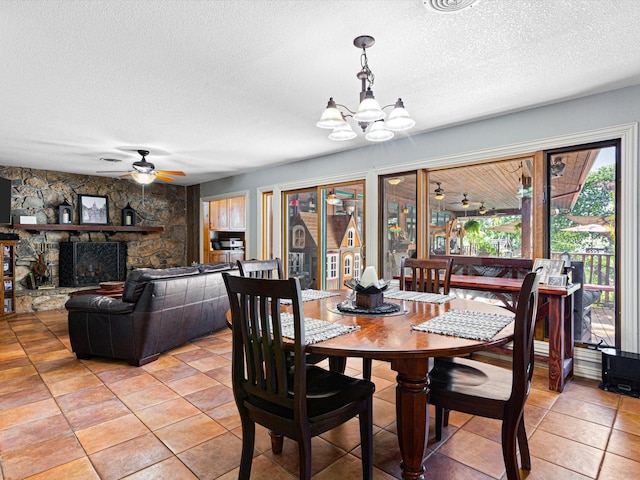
316,36,415,142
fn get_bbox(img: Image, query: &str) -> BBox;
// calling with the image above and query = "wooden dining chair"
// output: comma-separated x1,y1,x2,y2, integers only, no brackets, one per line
428,269,542,480
400,256,453,294
237,258,284,279
362,256,454,380
223,274,375,480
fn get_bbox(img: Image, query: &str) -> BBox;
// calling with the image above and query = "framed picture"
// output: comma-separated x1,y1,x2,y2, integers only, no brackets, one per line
533,258,565,284
547,275,568,287
78,195,109,225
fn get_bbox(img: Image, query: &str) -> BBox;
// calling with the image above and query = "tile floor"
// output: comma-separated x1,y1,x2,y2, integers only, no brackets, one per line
1,309,640,479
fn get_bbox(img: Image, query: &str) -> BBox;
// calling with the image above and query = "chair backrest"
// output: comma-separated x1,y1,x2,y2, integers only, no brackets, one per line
237,258,284,279
223,273,307,414
400,257,453,294
509,269,542,407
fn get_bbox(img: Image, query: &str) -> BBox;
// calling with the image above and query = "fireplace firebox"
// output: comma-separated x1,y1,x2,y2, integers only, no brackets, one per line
59,241,127,287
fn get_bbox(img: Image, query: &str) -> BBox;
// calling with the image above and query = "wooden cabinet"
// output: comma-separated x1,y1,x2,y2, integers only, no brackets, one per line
209,250,244,264
1,240,16,317
209,197,245,231
228,197,246,230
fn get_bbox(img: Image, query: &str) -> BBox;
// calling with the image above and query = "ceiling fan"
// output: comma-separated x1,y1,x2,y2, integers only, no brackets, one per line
431,182,446,200
98,149,186,184
448,193,481,209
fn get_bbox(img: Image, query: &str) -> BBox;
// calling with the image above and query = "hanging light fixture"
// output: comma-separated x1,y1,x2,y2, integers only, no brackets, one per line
461,193,470,209
433,182,445,201
317,36,415,142
478,203,487,215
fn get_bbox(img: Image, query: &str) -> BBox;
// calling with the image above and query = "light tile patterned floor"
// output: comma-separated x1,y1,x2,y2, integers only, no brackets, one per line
1,309,640,479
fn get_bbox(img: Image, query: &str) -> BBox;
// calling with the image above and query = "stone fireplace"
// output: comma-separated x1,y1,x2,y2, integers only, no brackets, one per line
59,241,127,287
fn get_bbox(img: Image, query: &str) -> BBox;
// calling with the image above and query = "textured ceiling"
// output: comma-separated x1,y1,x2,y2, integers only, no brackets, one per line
2,0,640,186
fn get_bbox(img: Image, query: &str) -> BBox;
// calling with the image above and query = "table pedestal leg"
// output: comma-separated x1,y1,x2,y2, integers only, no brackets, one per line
391,357,430,480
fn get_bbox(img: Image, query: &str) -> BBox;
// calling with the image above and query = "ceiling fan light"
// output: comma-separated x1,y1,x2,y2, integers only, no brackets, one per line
328,122,357,141
479,204,487,215
131,172,155,185
434,192,444,201
317,98,347,129
384,99,416,131
354,89,386,123
365,121,394,142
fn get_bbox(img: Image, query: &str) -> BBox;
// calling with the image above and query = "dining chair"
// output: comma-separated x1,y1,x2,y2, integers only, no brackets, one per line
428,269,542,480
237,258,284,279
400,256,453,294
362,256,454,380
223,274,375,480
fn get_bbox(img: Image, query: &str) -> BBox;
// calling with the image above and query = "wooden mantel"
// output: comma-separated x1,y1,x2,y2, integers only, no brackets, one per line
12,223,164,234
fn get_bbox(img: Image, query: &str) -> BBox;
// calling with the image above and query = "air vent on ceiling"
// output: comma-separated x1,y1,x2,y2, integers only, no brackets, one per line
99,157,123,163
424,0,481,13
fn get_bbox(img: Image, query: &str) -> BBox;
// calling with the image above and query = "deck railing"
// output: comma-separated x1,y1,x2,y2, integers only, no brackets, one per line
552,251,615,305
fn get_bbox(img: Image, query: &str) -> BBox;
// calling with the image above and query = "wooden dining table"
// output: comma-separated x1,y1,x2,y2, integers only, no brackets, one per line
291,291,515,480
447,274,581,392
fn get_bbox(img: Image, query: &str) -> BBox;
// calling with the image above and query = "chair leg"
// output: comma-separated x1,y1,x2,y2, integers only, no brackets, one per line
269,430,284,454
329,356,346,373
362,358,372,380
435,406,444,441
359,398,374,480
239,419,256,480
298,436,313,480
517,417,531,471
501,416,521,480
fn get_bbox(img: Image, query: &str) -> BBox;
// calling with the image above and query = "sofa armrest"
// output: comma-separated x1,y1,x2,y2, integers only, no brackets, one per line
65,294,136,314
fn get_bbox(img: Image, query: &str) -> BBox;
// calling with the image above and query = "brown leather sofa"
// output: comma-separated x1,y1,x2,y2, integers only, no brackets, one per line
65,262,237,366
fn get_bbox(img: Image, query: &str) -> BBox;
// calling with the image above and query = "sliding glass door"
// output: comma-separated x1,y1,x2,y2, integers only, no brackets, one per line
283,181,364,290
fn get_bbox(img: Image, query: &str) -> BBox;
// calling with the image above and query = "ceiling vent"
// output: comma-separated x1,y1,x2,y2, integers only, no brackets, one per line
424,0,482,13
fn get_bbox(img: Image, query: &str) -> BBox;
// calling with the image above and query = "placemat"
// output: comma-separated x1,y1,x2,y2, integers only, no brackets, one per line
383,288,456,304
280,289,340,304
411,309,514,341
280,313,359,345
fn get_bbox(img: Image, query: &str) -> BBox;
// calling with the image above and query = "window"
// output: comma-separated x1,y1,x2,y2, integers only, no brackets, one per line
344,254,352,277
347,227,355,247
292,225,305,249
327,253,338,279
354,253,361,280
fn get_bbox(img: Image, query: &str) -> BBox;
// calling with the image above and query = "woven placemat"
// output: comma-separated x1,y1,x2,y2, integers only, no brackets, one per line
384,288,456,304
280,313,359,345
411,309,514,341
280,290,340,304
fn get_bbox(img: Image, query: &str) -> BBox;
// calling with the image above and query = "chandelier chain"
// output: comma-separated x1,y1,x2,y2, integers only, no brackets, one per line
360,49,375,88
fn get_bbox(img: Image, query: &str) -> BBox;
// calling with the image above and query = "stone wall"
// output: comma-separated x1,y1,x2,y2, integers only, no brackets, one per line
0,166,188,313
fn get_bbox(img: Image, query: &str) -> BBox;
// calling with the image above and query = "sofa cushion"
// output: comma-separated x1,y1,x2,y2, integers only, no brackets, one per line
197,262,236,274
65,294,136,314
122,266,200,303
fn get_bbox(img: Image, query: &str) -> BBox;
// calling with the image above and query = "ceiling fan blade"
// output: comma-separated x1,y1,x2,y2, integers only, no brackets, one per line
155,170,186,176
96,170,132,173
154,174,175,182
119,173,133,178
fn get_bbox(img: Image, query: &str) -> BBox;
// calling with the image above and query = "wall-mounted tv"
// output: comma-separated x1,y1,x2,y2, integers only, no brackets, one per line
0,177,11,225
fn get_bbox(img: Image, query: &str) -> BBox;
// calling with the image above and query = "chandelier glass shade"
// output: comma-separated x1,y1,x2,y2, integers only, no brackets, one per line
317,36,415,142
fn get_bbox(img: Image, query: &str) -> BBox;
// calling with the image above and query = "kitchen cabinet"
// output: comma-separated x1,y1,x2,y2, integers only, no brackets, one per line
209,250,244,264
209,197,245,231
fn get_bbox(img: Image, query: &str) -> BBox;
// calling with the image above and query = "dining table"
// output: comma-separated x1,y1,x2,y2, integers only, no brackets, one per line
290,290,516,480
